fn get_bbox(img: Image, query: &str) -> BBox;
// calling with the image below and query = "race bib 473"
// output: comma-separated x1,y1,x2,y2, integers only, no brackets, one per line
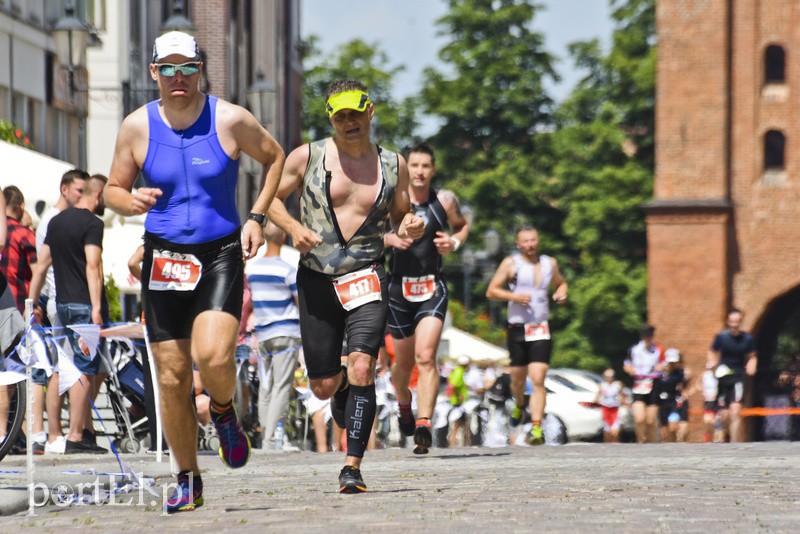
402,275,436,302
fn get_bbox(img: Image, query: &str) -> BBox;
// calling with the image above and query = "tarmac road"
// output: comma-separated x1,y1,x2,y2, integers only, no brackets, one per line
1,441,799,532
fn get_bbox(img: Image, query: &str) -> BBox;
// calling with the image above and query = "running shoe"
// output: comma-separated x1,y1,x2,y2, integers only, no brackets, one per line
509,405,524,427
211,406,251,469
527,424,544,446
338,465,367,494
413,419,432,455
397,403,416,437
164,471,204,514
330,371,349,429
45,436,66,455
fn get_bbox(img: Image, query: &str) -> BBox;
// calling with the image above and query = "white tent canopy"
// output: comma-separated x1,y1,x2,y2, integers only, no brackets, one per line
438,326,509,363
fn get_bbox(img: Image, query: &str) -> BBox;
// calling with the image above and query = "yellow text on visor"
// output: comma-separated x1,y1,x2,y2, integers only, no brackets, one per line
326,90,371,117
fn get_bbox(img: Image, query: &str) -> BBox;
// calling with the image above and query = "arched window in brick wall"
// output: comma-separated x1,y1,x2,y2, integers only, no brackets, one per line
765,45,786,84
764,130,786,170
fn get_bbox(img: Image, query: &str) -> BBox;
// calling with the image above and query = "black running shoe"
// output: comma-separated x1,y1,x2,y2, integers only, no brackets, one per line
330,369,349,429
413,421,432,455
64,438,108,454
338,465,367,494
397,403,416,437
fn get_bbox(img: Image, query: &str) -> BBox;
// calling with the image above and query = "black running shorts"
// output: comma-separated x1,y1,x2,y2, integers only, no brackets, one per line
297,263,388,380
141,230,243,342
716,373,745,408
387,276,447,339
507,324,552,367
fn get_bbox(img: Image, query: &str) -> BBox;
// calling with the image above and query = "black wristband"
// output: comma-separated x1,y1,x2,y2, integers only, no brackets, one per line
247,212,266,226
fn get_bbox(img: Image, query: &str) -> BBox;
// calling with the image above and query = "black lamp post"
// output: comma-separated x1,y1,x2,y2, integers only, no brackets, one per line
52,4,90,95
161,0,196,34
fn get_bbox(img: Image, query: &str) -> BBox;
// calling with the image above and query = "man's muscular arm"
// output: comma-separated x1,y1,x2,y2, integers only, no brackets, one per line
391,155,424,239
105,110,162,216
433,189,470,255
223,102,286,258
267,145,323,253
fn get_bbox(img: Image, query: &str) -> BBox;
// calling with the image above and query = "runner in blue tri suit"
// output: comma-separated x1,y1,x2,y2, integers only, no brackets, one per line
104,31,285,513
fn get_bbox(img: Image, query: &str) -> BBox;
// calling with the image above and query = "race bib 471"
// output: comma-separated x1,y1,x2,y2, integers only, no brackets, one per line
149,250,202,291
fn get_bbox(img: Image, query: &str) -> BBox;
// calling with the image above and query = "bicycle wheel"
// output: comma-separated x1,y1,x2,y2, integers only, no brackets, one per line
0,381,26,461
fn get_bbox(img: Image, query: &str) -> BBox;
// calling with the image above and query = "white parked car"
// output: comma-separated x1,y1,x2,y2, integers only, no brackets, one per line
546,368,635,441
535,375,605,444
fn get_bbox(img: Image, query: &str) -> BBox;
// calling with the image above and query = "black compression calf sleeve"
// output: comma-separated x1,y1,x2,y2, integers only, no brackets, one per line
345,384,376,458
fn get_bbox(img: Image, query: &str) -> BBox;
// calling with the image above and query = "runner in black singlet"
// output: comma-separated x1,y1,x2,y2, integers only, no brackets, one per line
385,143,469,454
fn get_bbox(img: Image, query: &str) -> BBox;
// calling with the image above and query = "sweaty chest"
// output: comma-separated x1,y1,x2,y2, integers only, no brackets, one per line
328,168,381,210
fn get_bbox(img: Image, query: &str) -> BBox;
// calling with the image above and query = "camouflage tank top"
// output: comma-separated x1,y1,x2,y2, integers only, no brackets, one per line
300,139,398,275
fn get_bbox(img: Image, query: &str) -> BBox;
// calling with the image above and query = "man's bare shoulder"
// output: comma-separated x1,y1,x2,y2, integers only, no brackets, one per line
285,143,312,172
214,99,252,127
119,106,149,139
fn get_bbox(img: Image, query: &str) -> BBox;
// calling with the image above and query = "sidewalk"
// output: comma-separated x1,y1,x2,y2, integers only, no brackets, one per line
1,442,799,531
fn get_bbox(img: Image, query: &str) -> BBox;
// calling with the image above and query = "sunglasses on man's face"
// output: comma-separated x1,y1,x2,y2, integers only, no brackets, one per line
156,62,200,77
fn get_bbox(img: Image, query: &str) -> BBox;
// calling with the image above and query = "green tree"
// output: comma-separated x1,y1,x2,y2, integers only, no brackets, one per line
300,37,418,151
421,0,558,175
545,0,656,368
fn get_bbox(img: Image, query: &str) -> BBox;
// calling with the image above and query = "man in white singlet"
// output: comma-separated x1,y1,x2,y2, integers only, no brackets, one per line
486,226,567,445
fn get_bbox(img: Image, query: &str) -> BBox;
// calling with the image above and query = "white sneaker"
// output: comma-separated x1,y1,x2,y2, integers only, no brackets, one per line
45,436,67,455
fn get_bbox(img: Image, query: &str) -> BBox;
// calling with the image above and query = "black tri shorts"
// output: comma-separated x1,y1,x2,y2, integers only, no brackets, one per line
387,275,448,339
141,230,244,342
507,324,553,367
297,262,388,380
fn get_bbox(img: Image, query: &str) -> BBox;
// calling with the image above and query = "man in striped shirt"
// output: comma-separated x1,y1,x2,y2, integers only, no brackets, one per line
247,222,301,448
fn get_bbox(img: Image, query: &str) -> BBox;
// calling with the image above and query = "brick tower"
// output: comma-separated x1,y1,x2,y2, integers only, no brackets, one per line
647,0,800,439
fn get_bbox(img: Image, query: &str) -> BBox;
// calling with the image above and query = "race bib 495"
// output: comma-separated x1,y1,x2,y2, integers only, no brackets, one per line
149,250,202,291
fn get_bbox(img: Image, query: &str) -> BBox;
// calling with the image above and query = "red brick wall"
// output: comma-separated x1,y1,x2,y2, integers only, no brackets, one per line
191,0,230,100
730,0,800,327
655,0,730,200
652,0,800,440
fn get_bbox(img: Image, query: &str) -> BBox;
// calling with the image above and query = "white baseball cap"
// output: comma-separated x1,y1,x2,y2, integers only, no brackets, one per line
665,348,681,363
457,355,470,366
152,31,199,62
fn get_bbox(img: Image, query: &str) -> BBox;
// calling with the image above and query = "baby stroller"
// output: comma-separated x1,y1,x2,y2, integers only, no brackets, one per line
100,338,150,453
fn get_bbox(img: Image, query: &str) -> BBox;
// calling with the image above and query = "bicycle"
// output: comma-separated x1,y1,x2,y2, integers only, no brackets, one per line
0,380,26,462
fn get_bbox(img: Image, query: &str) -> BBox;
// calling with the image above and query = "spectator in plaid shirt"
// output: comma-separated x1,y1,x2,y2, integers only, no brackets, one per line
1,185,37,314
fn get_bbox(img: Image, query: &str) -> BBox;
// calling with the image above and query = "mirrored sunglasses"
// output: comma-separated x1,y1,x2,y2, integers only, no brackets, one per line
156,62,200,77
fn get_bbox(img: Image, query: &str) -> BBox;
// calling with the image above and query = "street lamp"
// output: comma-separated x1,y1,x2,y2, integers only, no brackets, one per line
161,0,196,35
52,4,90,94
247,71,278,129
460,228,505,319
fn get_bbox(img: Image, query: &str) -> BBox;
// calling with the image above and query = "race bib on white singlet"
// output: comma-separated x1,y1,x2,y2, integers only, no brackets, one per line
148,250,202,291
524,321,551,342
401,275,436,302
632,378,654,395
333,267,382,311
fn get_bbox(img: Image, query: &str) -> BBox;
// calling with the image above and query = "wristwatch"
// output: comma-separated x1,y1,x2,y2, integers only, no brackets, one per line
247,212,267,226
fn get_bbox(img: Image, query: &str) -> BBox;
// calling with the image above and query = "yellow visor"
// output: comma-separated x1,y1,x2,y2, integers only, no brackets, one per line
326,90,371,117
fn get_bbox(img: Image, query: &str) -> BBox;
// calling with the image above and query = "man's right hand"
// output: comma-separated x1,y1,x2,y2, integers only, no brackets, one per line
291,225,323,253
130,187,162,215
385,232,413,251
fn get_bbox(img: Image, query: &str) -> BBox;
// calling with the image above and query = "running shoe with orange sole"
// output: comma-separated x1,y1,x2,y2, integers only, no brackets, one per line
338,465,367,494
413,419,432,455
